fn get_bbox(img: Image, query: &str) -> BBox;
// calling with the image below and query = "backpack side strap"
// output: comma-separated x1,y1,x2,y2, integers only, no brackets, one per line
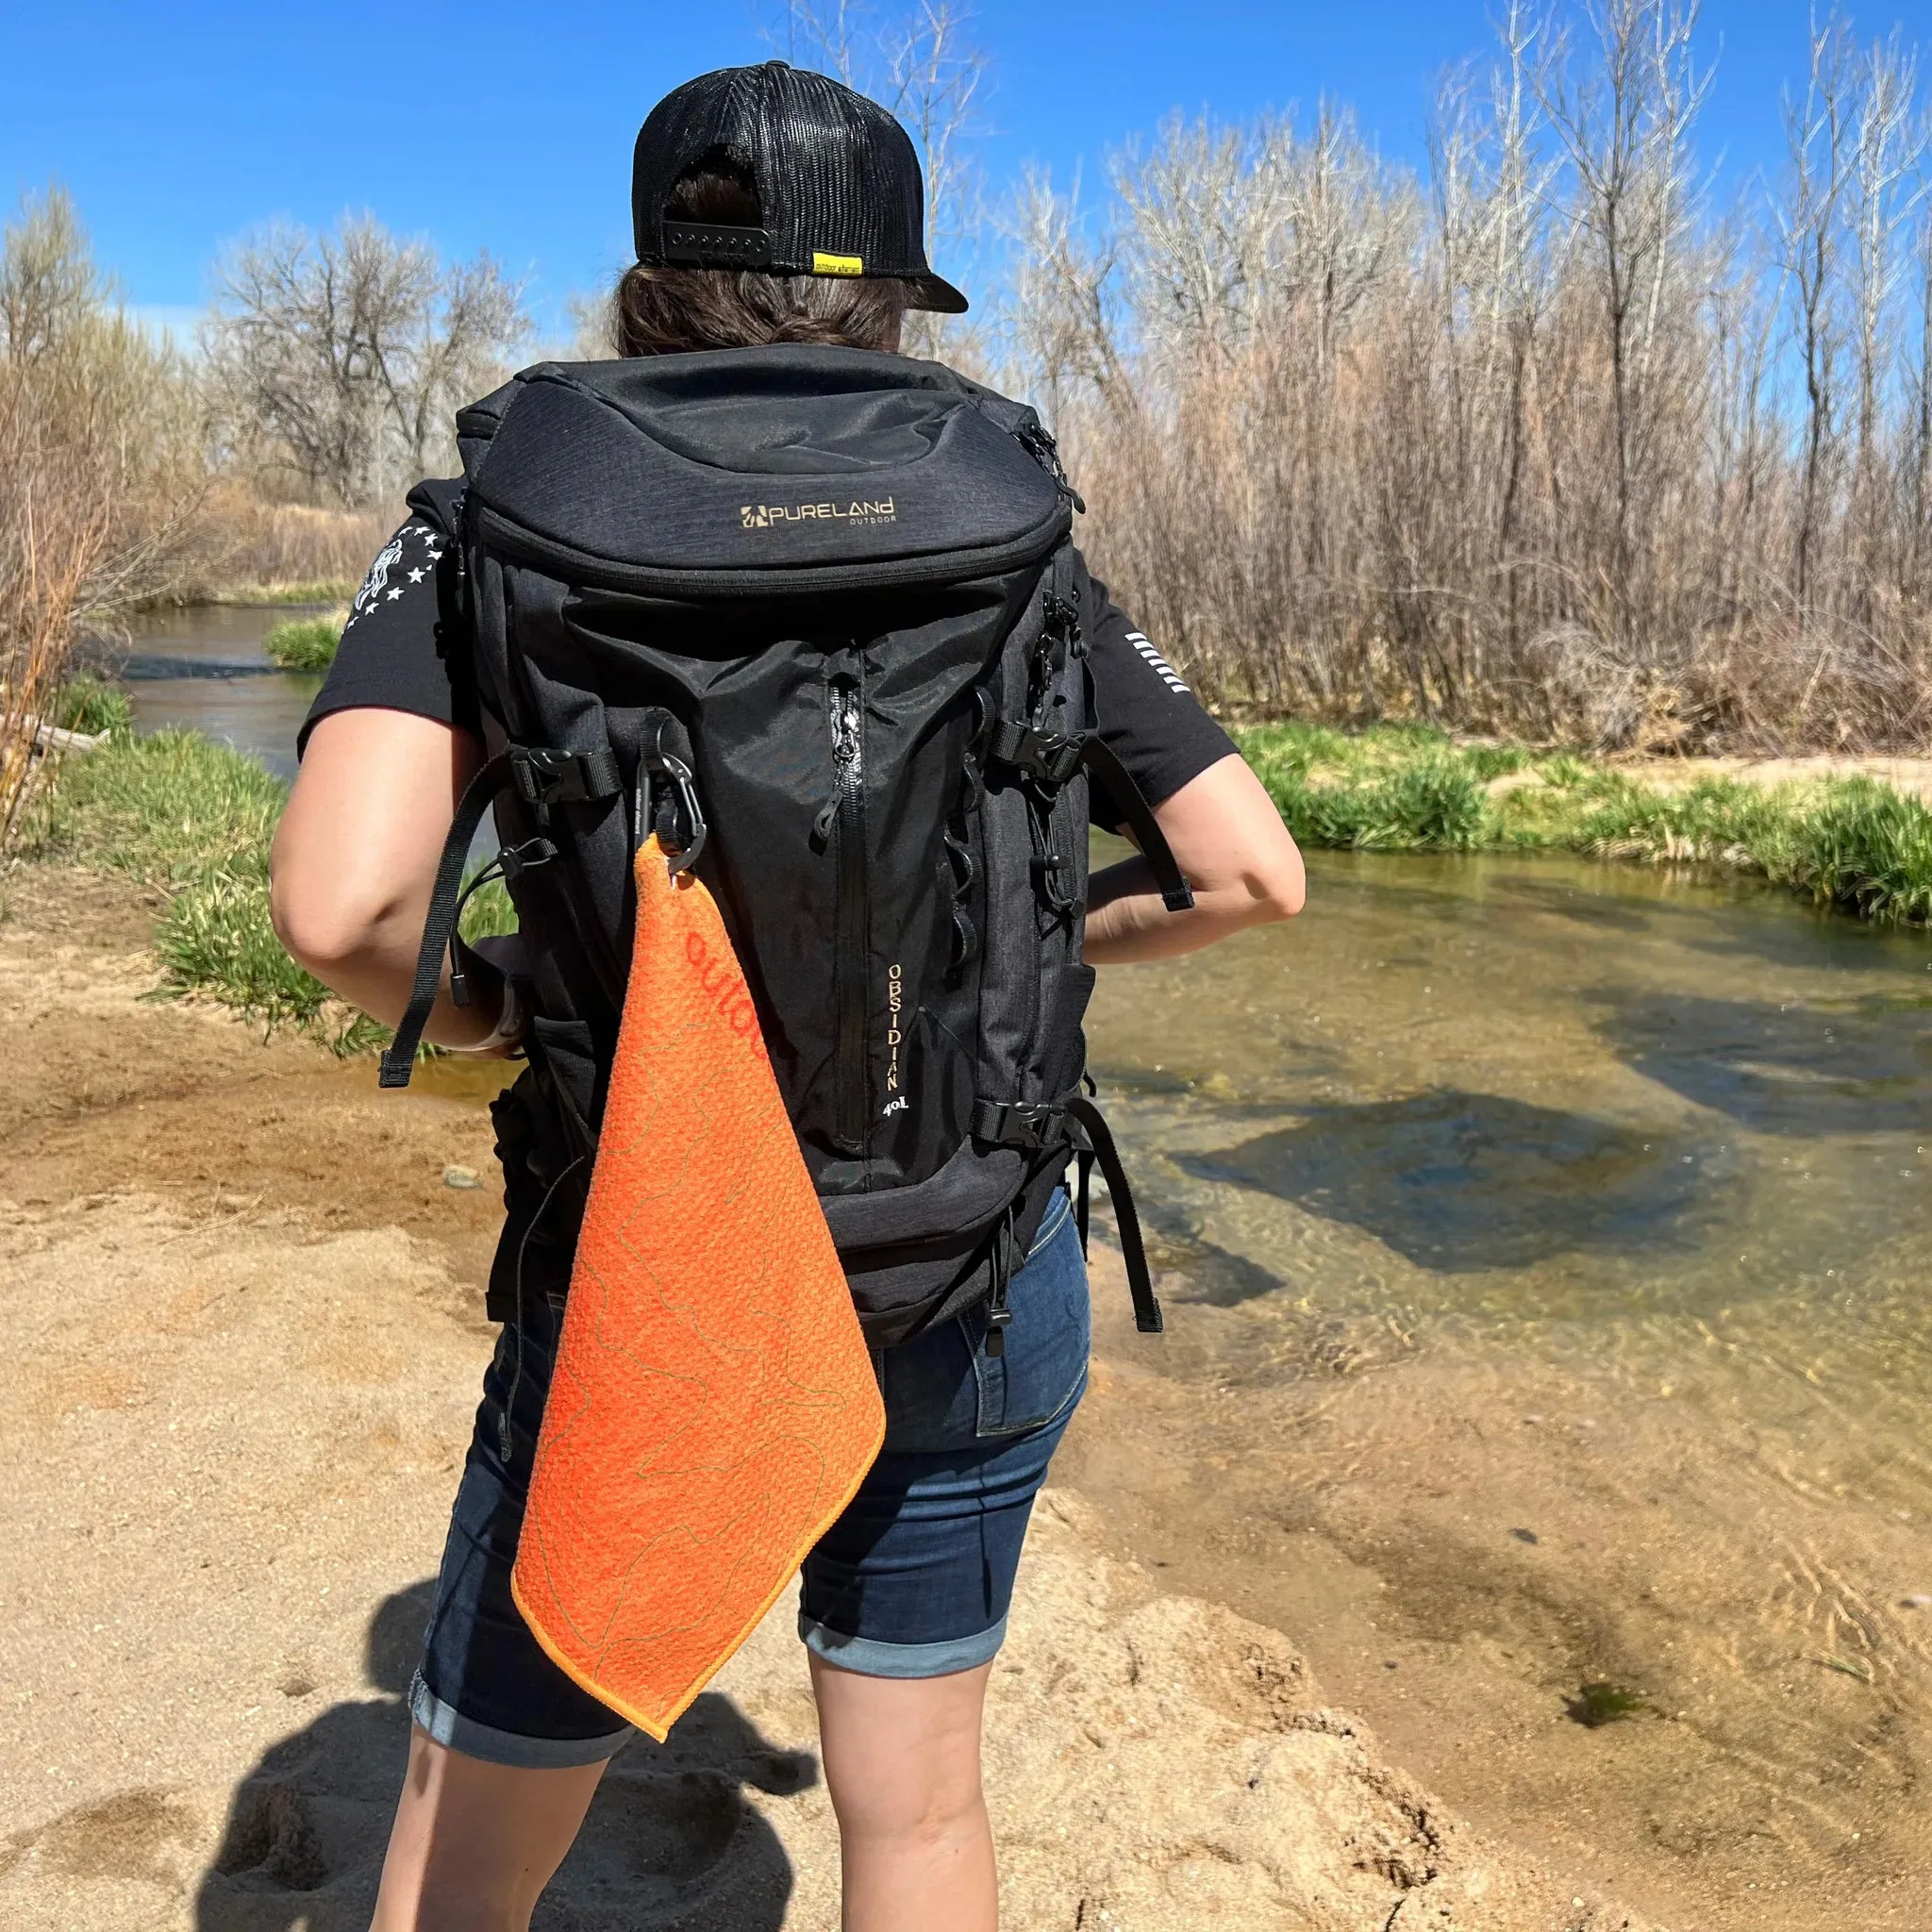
377,746,625,1090
970,1095,1165,1335
983,721,1195,915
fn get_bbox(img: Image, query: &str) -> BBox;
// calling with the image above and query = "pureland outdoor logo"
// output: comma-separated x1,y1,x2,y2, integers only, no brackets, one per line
741,498,898,530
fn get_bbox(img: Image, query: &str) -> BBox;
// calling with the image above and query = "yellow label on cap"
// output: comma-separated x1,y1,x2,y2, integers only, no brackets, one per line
812,251,865,276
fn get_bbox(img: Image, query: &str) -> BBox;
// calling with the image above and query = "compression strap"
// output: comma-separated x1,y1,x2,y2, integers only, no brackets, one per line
970,1094,1165,1335
982,722,1194,915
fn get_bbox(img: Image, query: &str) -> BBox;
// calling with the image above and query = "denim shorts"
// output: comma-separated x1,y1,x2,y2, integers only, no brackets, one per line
409,1190,1090,1768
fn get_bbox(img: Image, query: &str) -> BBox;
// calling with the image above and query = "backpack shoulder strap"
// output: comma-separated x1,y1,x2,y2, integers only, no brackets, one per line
377,744,625,1089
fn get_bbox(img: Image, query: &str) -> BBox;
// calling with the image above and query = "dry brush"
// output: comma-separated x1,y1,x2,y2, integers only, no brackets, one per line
1005,0,1932,755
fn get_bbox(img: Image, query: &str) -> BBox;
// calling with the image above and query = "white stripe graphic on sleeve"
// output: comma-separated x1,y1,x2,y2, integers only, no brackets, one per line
1125,631,1190,693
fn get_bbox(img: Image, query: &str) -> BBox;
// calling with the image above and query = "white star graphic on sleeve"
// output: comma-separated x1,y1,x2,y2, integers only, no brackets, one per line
386,587,404,600
408,568,426,583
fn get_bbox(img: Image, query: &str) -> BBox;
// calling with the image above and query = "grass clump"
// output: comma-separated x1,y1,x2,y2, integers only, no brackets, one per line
40,730,331,1032
262,611,346,671
1241,724,1499,852
1567,1681,1648,1727
1235,724,1932,926
42,728,288,881
209,578,359,607
51,673,134,738
38,727,519,1042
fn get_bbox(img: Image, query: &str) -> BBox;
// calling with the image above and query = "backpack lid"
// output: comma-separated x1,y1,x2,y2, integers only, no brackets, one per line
461,346,1070,592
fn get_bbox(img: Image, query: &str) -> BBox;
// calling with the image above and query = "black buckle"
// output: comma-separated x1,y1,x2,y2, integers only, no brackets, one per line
512,748,579,807
510,746,621,816
974,1100,1066,1150
991,720,1085,791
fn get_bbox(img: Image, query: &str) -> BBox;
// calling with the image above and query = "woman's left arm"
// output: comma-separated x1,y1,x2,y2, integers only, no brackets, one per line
1084,752,1305,965
271,707,512,1049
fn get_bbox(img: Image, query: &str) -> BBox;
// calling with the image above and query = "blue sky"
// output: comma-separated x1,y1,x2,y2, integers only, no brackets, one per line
4,0,1928,339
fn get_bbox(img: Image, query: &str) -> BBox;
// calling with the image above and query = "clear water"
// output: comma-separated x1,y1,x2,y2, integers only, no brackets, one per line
1089,844,1932,1347
76,605,325,782
1077,842,1932,1924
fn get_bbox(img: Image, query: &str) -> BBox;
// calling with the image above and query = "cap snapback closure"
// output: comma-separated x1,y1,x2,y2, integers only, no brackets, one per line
660,222,774,270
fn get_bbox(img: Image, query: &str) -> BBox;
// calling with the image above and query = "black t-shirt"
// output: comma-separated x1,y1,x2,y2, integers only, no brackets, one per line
303,500,1237,824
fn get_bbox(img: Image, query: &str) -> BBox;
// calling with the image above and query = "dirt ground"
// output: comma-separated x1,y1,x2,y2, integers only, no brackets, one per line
0,864,1657,1930
1061,1295,1932,1932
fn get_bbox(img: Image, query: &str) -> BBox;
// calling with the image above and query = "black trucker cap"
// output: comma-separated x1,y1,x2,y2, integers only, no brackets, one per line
631,60,968,315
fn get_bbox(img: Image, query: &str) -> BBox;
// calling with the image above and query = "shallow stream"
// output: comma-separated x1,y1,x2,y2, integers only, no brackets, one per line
1073,843,1932,1926
78,602,326,781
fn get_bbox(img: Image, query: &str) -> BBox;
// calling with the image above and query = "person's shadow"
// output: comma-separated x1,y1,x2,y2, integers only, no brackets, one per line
195,1581,811,1930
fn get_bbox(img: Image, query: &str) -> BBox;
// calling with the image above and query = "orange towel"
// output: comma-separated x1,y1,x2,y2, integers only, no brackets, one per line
510,836,885,1740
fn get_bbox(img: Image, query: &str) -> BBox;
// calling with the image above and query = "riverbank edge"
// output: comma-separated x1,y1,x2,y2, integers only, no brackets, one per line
21,722,1929,1039
1235,723,1932,925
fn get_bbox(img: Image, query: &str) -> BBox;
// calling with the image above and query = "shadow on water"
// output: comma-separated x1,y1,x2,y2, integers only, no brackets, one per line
1176,1090,1719,1274
1594,990,1932,1136
195,1582,808,1930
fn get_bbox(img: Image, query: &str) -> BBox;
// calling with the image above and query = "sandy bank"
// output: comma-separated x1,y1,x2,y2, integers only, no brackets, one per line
0,866,1655,1929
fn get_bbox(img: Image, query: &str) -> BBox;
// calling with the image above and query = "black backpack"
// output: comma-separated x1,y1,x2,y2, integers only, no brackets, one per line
381,347,1191,1347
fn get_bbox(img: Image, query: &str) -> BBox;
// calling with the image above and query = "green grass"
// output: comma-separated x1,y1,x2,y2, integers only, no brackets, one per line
1234,723,1932,926
51,673,134,739
39,730,332,1033
34,716,1924,1051
1567,1681,1649,1727
35,729,516,1046
261,611,346,671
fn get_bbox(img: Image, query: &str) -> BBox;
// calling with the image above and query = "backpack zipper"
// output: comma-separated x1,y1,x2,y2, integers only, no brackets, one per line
826,675,869,1158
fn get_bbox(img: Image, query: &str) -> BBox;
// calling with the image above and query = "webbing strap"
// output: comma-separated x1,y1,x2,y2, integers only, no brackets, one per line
1066,1095,1165,1334
982,718,1194,916
1081,735,1194,913
379,752,514,1089
971,1093,1165,1336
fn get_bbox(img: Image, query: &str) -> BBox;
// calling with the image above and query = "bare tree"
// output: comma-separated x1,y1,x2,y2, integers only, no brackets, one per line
205,216,528,507
0,192,207,849
1538,0,1710,612
1847,29,1925,565
981,0,1932,754
1777,12,1855,613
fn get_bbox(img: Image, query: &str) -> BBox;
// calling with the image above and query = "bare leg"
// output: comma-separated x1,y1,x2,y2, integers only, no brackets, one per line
808,1654,998,1932
369,1724,612,1932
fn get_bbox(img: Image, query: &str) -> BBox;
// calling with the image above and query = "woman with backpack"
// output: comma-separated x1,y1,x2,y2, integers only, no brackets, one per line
271,61,1304,1932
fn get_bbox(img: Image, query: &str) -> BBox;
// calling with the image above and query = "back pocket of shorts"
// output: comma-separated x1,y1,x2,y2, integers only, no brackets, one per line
971,1198,1090,1438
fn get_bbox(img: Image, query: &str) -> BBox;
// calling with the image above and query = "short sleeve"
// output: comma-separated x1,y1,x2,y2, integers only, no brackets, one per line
298,491,475,758
1079,560,1238,825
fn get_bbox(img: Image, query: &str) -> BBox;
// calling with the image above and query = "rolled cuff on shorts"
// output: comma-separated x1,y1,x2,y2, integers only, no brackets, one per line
409,1670,632,1770
798,1609,1009,1679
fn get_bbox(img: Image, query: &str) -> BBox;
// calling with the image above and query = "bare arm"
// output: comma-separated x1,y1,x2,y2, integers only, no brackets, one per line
1084,752,1305,965
269,708,509,1049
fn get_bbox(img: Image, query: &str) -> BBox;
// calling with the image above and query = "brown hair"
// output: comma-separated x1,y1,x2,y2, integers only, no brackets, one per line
615,159,910,358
